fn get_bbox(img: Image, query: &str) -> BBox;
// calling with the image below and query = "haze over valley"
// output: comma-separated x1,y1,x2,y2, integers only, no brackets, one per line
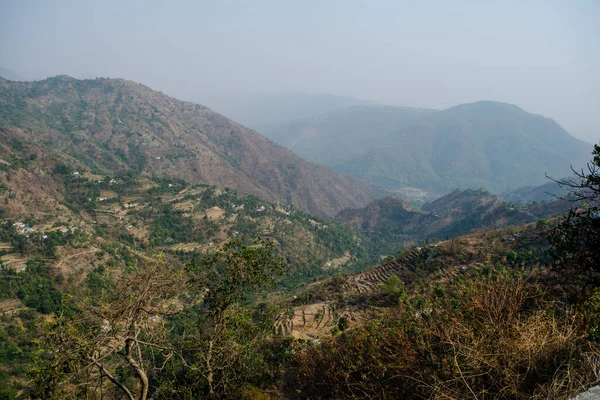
0,2,599,399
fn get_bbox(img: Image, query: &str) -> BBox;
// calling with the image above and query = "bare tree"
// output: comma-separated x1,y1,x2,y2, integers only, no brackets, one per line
29,240,285,399
29,258,184,399
547,143,600,274
547,143,600,206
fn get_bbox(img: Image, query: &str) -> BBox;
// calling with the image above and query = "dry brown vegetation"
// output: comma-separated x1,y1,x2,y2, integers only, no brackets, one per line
0,76,376,217
288,269,600,399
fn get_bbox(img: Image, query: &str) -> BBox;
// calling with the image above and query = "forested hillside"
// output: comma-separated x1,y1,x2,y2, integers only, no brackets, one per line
0,75,597,399
0,76,376,217
335,188,570,254
259,101,591,195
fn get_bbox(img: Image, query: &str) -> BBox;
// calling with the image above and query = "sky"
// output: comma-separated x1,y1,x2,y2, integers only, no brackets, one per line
0,0,599,142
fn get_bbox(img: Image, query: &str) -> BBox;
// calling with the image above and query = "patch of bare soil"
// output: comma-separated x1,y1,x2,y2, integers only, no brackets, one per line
205,206,225,220
0,254,27,271
0,299,25,316
53,246,99,275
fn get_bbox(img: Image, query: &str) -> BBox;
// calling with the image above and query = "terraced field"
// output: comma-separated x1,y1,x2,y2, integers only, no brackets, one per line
205,206,225,220
342,248,420,295
0,299,25,315
172,200,195,212
171,242,206,252
0,254,27,271
272,301,375,340
273,248,425,339
272,224,541,341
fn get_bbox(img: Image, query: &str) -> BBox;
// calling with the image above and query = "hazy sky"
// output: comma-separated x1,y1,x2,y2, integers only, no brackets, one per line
1,0,598,142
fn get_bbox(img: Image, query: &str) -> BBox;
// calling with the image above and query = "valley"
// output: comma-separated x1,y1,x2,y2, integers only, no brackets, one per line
2,2,599,398
0,75,597,399
0,76,376,218
258,102,591,197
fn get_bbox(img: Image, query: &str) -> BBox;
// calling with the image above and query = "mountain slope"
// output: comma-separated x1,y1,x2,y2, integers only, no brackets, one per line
501,181,567,204
0,76,376,217
0,165,375,288
260,105,437,169
0,68,26,82
396,101,591,193
260,101,591,194
336,189,569,250
201,92,376,130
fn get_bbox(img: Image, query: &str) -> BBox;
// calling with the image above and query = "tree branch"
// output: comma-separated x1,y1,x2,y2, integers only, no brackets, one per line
87,357,135,400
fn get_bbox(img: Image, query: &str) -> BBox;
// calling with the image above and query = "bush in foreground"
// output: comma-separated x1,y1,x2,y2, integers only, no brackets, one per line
288,268,600,399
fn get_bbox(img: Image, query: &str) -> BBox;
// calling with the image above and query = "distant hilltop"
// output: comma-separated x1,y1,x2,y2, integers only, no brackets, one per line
0,75,378,217
258,100,591,195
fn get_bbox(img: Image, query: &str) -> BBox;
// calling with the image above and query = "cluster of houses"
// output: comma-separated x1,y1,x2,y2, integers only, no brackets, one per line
72,171,124,186
12,221,35,236
10,222,76,238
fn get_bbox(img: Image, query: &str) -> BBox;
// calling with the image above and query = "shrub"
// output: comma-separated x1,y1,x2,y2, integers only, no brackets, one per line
288,268,599,399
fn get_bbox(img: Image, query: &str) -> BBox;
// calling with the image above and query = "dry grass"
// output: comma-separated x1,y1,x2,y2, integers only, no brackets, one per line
81,172,104,181
172,200,195,212
128,225,150,240
171,242,204,252
53,246,99,275
0,253,28,271
323,251,351,270
99,190,118,199
205,206,225,220
289,269,600,399
0,299,25,315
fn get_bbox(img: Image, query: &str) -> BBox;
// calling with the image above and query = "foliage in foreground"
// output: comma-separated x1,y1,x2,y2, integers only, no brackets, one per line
287,142,600,400
16,142,600,398
26,240,286,400
548,142,600,277
288,269,600,399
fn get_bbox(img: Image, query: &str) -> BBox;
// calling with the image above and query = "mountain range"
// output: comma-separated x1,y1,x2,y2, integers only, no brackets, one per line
258,101,591,196
336,189,569,249
200,92,375,129
0,74,594,399
0,68,26,82
0,76,376,217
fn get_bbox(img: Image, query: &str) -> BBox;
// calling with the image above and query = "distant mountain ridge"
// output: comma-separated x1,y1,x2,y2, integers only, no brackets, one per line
0,76,377,217
201,92,377,130
262,105,437,170
0,67,28,82
336,188,570,248
258,101,591,195
501,181,567,204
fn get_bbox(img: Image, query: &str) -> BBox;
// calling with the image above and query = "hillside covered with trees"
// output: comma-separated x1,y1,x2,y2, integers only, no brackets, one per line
0,76,598,399
0,76,377,218
259,102,591,196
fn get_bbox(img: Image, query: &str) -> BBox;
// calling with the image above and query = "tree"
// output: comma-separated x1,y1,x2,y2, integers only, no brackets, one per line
29,239,285,399
548,142,600,275
183,238,285,398
28,258,183,400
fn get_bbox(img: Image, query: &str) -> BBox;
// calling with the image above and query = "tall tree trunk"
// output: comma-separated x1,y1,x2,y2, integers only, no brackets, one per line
125,338,149,400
